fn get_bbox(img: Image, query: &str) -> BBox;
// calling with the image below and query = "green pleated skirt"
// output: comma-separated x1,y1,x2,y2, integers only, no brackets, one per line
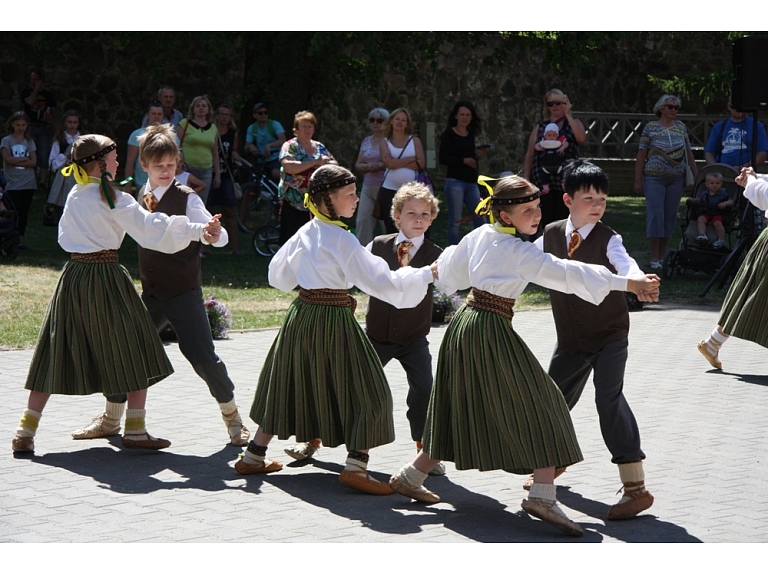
24,261,173,396
719,226,768,347
250,299,395,451
422,304,583,474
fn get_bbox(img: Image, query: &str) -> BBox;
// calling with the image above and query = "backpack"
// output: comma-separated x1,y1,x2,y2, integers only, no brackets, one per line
250,120,277,141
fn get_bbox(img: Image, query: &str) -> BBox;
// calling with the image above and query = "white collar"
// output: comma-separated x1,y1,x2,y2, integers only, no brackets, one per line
565,217,597,240
396,231,424,251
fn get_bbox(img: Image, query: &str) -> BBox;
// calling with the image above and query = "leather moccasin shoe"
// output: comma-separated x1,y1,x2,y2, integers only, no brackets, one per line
234,458,283,474
122,434,171,450
339,469,393,495
521,498,583,537
697,340,722,370
72,414,121,439
389,473,440,504
12,434,34,453
606,484,654,520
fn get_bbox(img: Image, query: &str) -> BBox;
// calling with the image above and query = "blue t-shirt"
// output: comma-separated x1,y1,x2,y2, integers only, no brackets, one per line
245,120,285,162
704,117,768,167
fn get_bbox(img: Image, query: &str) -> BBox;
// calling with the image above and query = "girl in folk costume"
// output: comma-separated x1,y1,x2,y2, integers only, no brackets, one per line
12,134,221,453
235,165,438,495
388,175,659,536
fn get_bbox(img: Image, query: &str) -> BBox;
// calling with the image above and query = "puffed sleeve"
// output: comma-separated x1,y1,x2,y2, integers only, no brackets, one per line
110,191,205,253
268,236,300,292
743,175,768,211
341,239,432,309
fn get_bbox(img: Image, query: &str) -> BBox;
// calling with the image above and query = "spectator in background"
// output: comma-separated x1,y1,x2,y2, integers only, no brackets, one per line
47,110,86,212
142,86,183,129
634,94,698,270
244,103,286,182
1,112,37,249
126,101,179,197
705,100,768,168
354,107,389,246
278,110,336,244
21,71,56,187
439,100,487,245
524,89,586,232
178,95,221,205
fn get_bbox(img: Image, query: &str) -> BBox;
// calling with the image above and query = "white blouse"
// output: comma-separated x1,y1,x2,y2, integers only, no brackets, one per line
744,174,768,216
49,132,79,171
437,224,629,304
269,218,433,309
58,183,205,254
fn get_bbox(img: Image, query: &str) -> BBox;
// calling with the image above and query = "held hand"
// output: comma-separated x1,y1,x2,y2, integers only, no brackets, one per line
430,261,439,281
636,289,660,303
735,166,756,188
627,274,660,297
203,214,222,243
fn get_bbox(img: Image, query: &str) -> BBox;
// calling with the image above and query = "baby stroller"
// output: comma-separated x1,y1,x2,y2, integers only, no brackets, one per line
662,163,741,279
0,193,21,260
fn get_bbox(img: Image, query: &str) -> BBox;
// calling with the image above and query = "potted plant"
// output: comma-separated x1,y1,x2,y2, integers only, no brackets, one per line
432,288,463,324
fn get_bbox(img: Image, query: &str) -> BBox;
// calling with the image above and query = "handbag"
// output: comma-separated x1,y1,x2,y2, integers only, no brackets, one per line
414,159,433,193
373,136,412,220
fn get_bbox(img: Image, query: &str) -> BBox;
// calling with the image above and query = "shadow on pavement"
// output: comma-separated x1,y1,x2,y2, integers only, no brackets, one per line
558,486,701,542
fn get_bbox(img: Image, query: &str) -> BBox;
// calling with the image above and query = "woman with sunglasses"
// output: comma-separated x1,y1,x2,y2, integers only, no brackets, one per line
524,89,586,232
634,95,698,270
354,107,389,246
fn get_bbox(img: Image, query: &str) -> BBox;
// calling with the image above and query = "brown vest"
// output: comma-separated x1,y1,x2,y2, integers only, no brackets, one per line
365,234,442,346
138,180,202,301
542,220,629,354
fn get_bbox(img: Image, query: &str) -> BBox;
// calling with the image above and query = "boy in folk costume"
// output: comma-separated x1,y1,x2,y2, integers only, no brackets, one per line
534,160,656,519
71,124,250,447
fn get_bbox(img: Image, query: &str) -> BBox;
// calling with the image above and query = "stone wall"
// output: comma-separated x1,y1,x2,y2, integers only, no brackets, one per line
0,32,734,185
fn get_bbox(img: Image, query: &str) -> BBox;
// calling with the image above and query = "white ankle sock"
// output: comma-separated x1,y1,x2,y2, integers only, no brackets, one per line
706,328,729,353
105,401,125,422
17,409,42,438
124,409,148,440
401,464,428,488
528,482,557,501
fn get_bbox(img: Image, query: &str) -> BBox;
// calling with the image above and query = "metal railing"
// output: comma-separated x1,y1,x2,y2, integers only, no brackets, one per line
576,112,733,159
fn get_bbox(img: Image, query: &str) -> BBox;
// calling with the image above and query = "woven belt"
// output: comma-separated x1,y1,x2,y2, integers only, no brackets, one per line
466,288,515,320
299,288,356,313
71,250,119,264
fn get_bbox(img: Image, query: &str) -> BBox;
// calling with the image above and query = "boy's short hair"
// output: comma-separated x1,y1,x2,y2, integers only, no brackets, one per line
562,160,609,197
705,172,723,182
139,124,180,165
391,182,440,227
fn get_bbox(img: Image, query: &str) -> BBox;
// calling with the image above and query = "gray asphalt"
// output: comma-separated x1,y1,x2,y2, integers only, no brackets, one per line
2,303,767,543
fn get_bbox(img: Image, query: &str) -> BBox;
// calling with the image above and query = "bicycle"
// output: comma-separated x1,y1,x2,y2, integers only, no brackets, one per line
252,224,281,257
235,156,280,233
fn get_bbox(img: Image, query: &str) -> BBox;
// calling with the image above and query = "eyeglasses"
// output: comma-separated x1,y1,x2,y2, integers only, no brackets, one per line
255,111,268,116
369,118,384,124
665,104,680,110
546,101,564,107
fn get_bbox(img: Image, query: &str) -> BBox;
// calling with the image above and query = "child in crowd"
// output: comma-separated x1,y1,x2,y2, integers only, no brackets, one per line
686,171,733,248
283,182,444,476
235,165,438,497
388,175,659,537
534,122,569,195
12,134,220,453
46,110,85,215
698,167,768,370
0,112,37,249
534,160,657,520
175,155,206,194
71,124,250,448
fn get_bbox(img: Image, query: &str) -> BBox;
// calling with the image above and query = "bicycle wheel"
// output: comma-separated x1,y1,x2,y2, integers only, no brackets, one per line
237,183,274,233
253,225,281,257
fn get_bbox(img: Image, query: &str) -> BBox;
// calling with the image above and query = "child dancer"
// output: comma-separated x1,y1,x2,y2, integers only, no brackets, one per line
235,165,438,496
388,175,659,537
698,167,768,370
70,124,250,447
12,134,220,453
535,160,657,520
284,182,444,475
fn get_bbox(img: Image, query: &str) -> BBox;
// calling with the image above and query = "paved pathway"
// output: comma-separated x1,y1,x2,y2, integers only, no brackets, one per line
2,304,767,542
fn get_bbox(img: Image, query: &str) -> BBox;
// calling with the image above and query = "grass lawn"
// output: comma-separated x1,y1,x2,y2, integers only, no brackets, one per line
0,190,727,349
